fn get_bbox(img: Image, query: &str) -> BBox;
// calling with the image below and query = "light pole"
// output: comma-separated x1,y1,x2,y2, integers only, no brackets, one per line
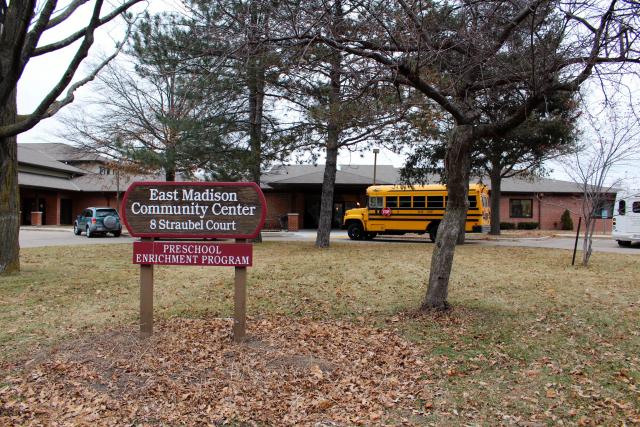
372,148,379,184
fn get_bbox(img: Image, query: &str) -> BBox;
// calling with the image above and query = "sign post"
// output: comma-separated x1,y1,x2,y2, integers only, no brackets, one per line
121,182,266,340
140,238,154,336
233,238,247,341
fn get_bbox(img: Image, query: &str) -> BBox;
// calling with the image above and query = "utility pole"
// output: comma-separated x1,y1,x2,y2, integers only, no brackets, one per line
372,148,379,184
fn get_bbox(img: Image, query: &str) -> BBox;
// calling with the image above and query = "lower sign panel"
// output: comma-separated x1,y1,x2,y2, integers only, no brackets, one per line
133,241,252,266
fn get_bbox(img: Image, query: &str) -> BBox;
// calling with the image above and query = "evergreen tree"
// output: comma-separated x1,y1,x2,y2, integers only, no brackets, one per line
64,12,243,181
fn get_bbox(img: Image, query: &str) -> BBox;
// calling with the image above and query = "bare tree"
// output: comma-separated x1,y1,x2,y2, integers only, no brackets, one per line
62,12,243,182
281,0,640,309
564,102,640,265
0,0,145,274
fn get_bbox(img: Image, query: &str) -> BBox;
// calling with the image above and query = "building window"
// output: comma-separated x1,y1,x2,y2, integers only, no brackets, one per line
592,201,614,218
633,202,640,213
510,199,532,218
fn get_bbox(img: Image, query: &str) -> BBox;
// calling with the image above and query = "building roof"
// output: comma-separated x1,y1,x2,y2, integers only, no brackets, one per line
23,143,108,163
17,143,170,192
262,164,614,194
18,144,86,175
262,164,398,189
17,142,614,195
72,171,169,192
18,172,81,191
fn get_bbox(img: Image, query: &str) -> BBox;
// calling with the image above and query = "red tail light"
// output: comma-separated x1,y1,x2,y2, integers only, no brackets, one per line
92,218,97,224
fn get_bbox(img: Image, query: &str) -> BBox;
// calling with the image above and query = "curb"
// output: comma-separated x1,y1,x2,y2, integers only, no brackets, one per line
20,227,130,236
484,236,552,242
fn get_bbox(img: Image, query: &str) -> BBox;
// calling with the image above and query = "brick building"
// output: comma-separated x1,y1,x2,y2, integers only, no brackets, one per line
18,143,616,231
18,143,165,225
261,164,617,232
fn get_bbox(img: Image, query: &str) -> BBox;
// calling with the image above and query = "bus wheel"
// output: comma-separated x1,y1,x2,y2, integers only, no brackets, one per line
617,240,632,247
347,223,364,240
428,225,438,242
364,232,377,240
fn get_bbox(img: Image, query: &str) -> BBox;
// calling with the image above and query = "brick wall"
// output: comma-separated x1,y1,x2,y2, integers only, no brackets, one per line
70,193,120,219
499,192,613,232
263,192,292,229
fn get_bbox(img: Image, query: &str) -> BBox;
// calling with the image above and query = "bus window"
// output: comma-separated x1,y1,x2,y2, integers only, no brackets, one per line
618,200,626,215
369,197,383,208
427,196,444,208
468,196,478,208
399,196,411,208
413,196,426,208
386,196,398,208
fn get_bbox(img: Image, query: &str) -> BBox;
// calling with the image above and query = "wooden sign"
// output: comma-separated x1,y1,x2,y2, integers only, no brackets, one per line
121,182,266,239
124,181,266,343
133,241,252,266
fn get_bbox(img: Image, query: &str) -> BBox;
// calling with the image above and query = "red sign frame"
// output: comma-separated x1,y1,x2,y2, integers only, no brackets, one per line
121,181,267,239
133,241,253,266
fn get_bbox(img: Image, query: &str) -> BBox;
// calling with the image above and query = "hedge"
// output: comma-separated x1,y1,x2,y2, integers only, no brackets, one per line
517,222,539,230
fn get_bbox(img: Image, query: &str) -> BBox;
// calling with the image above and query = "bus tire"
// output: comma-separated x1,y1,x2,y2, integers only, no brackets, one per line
428,223,438,243
617,240,632,247
347,223,365,240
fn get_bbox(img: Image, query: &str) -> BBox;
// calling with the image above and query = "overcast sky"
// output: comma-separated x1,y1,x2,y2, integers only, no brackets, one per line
17,1,640,190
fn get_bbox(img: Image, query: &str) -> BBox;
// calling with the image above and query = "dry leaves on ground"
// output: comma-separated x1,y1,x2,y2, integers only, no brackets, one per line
1,317,438,426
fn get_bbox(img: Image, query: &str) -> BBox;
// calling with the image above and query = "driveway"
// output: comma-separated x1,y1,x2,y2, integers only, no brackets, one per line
19,227,134,248
265,230,639,254
19,227,639,254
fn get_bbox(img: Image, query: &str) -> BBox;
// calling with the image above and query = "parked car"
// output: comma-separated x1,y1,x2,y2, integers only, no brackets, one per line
74,207,122,237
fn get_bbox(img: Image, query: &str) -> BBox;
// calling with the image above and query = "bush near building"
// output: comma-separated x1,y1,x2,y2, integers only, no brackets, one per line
560,209,574,230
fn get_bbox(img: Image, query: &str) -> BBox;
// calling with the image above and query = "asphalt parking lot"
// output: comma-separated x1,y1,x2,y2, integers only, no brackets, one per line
19,227,639,254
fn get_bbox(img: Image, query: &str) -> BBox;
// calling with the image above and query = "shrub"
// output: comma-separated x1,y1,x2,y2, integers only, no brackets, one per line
500,222,516,230
517,222,539,230
560,209,573,230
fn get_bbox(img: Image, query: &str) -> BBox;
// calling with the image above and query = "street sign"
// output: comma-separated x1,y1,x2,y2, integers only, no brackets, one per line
133,241,252,266
121,182,266,239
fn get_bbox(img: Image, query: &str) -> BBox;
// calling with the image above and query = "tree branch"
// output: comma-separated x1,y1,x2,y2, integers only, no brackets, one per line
32,0,144,57
1,0,129,138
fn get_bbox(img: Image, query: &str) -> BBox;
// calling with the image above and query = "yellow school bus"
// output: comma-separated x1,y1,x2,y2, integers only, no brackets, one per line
342,184,490,241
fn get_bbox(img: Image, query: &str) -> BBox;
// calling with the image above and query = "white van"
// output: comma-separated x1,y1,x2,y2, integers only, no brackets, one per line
612,192,640,247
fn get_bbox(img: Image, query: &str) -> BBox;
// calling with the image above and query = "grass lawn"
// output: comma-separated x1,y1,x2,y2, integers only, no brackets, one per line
1,240,638,425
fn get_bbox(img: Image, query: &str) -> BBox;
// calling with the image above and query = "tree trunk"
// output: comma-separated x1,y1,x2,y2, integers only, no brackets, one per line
247,1,266,243
0,89,20,274
315,4,342,249
315,142,338,248
164,144,176,181
248,3,265,187
581,217,596,265
422,125,473,310
489,167,502,235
